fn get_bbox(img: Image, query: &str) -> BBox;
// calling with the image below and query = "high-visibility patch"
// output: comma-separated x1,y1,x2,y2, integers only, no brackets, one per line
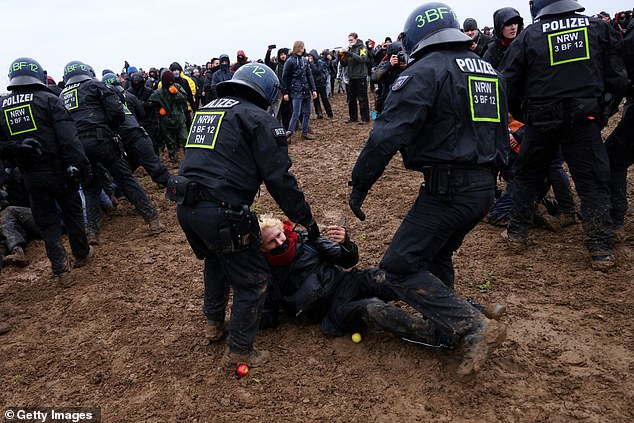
185,111,225,150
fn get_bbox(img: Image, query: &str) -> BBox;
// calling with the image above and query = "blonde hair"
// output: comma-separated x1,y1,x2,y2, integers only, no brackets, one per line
259,215,284,233
292,40,305,55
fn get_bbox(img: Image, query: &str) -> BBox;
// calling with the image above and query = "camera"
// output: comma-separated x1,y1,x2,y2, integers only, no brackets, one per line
397,51,407,64
268,44,277,50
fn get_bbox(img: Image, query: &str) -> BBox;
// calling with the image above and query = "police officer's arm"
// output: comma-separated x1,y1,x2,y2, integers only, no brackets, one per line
128,94,145,121
603,21,629,100
48,96,91,177
351,68,439,194
96,81,126,130
252,116,314,228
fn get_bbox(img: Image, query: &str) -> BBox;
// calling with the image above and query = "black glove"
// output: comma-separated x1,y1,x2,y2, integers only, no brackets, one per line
18,138,42,155
349,188,368,221
306,221,321,241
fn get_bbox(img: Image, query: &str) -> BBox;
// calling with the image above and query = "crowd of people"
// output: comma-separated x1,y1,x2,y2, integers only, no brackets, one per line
1,0,633,376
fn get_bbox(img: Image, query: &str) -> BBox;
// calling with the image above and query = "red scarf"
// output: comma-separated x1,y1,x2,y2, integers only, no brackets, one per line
265,220,298,267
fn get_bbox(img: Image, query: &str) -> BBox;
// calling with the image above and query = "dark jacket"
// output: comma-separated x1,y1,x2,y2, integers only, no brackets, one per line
308,49,328,88
282,54,316,98
268,227,359,322
179,96,314,225
352,47,509,193
500,13,628,123
210,55,234,100
483,8,524,70
347,39,369,79
60,78,126,140
1,86,90,177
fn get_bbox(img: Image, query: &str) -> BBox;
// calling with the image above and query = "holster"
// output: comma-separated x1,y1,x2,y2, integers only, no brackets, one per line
219,205,259,253
165,175,200,205
422,166,454,201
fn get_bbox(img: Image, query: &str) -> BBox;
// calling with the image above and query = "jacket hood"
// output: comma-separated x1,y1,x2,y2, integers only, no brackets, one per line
308,49,319,61
219,54,230,63
169,62,183,72
277,48,289,61
386,42,403,57
493,7,524,38
237,50,247,60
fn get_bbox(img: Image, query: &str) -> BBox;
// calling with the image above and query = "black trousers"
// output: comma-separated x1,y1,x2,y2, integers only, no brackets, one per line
508,121,613,253
23,171,89,274
177,202,269,354
0,206,38,252
82,137,158,236
605,99,634,226
313,86,333,118
122,129,171,187
347,78,370,122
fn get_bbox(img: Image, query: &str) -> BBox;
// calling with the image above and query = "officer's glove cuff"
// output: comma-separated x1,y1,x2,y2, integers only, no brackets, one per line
349,188,368,221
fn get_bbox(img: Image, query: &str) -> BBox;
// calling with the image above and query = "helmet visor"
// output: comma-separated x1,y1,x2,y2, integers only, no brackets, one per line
268,85,283,117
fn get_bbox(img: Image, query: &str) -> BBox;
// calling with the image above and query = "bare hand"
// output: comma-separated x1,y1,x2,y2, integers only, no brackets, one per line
283,94,289,101
325,226,346,244
312,91,317,100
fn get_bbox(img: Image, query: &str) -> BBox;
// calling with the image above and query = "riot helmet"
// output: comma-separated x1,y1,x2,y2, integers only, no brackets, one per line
529,0,584,20
102,73,121,86
7,57,46,89
401,3,472,59
216,63,282,114
63,61,93,84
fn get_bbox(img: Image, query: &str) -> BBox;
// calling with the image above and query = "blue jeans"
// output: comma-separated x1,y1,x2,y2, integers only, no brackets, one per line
288,95,312,134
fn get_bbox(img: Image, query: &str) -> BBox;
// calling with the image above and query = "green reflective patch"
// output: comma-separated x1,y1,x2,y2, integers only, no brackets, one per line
548,27,590,66
63,88,79,110
4,104,38,135
468,76,500,123
185,111,225,150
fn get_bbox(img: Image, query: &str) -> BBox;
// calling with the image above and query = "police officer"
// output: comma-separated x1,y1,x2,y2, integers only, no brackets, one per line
60,61,165,244
0,57,92,280
102,73,171,187
604,20,634,242
499,0,628,269
348,3,508,376
174,63,318,368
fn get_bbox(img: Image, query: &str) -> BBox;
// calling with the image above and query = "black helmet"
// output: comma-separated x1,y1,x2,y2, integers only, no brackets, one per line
402,2,472,59
102,73,120,86
216,63,281,112
63,61,93,84
529,0,584,20
7,57,46,89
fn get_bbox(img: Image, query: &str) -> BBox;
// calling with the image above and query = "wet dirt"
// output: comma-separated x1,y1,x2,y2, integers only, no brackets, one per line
1,95,633,422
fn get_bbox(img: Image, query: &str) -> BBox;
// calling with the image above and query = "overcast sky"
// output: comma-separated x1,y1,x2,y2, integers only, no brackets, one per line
1,0,631,91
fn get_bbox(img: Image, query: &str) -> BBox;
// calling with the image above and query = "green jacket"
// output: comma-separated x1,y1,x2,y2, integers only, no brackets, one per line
149,83,188,128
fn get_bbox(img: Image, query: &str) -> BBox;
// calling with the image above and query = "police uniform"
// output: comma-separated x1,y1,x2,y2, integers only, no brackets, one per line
0,58,92,276
349,3,508,376
175,64,315,358
499,1,628,266
605,22,634,233
60,61,162,240
102,78,170,187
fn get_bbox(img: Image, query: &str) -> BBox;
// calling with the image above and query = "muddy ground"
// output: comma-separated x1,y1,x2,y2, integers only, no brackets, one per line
1,94,633,422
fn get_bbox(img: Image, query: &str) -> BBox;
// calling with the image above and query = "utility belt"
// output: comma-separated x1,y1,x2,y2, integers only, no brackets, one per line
165,175,258,253
523,97,603,129
421,165,495,201
79,128,126,157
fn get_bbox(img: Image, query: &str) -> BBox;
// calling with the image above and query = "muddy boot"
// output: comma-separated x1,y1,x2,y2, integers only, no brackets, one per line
285,131,294,144
87,233,100,246
148,218,165,235
302,132,316,140
467,298,507,320
559,212,578,228
54,259,73,288
612,225,629,243
204,320,227,344
457,318,507,377
590,251,616,271
222,347,270,368
501,229,527,253
73,246,94,269
533,204,559,232
4,246,29,267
